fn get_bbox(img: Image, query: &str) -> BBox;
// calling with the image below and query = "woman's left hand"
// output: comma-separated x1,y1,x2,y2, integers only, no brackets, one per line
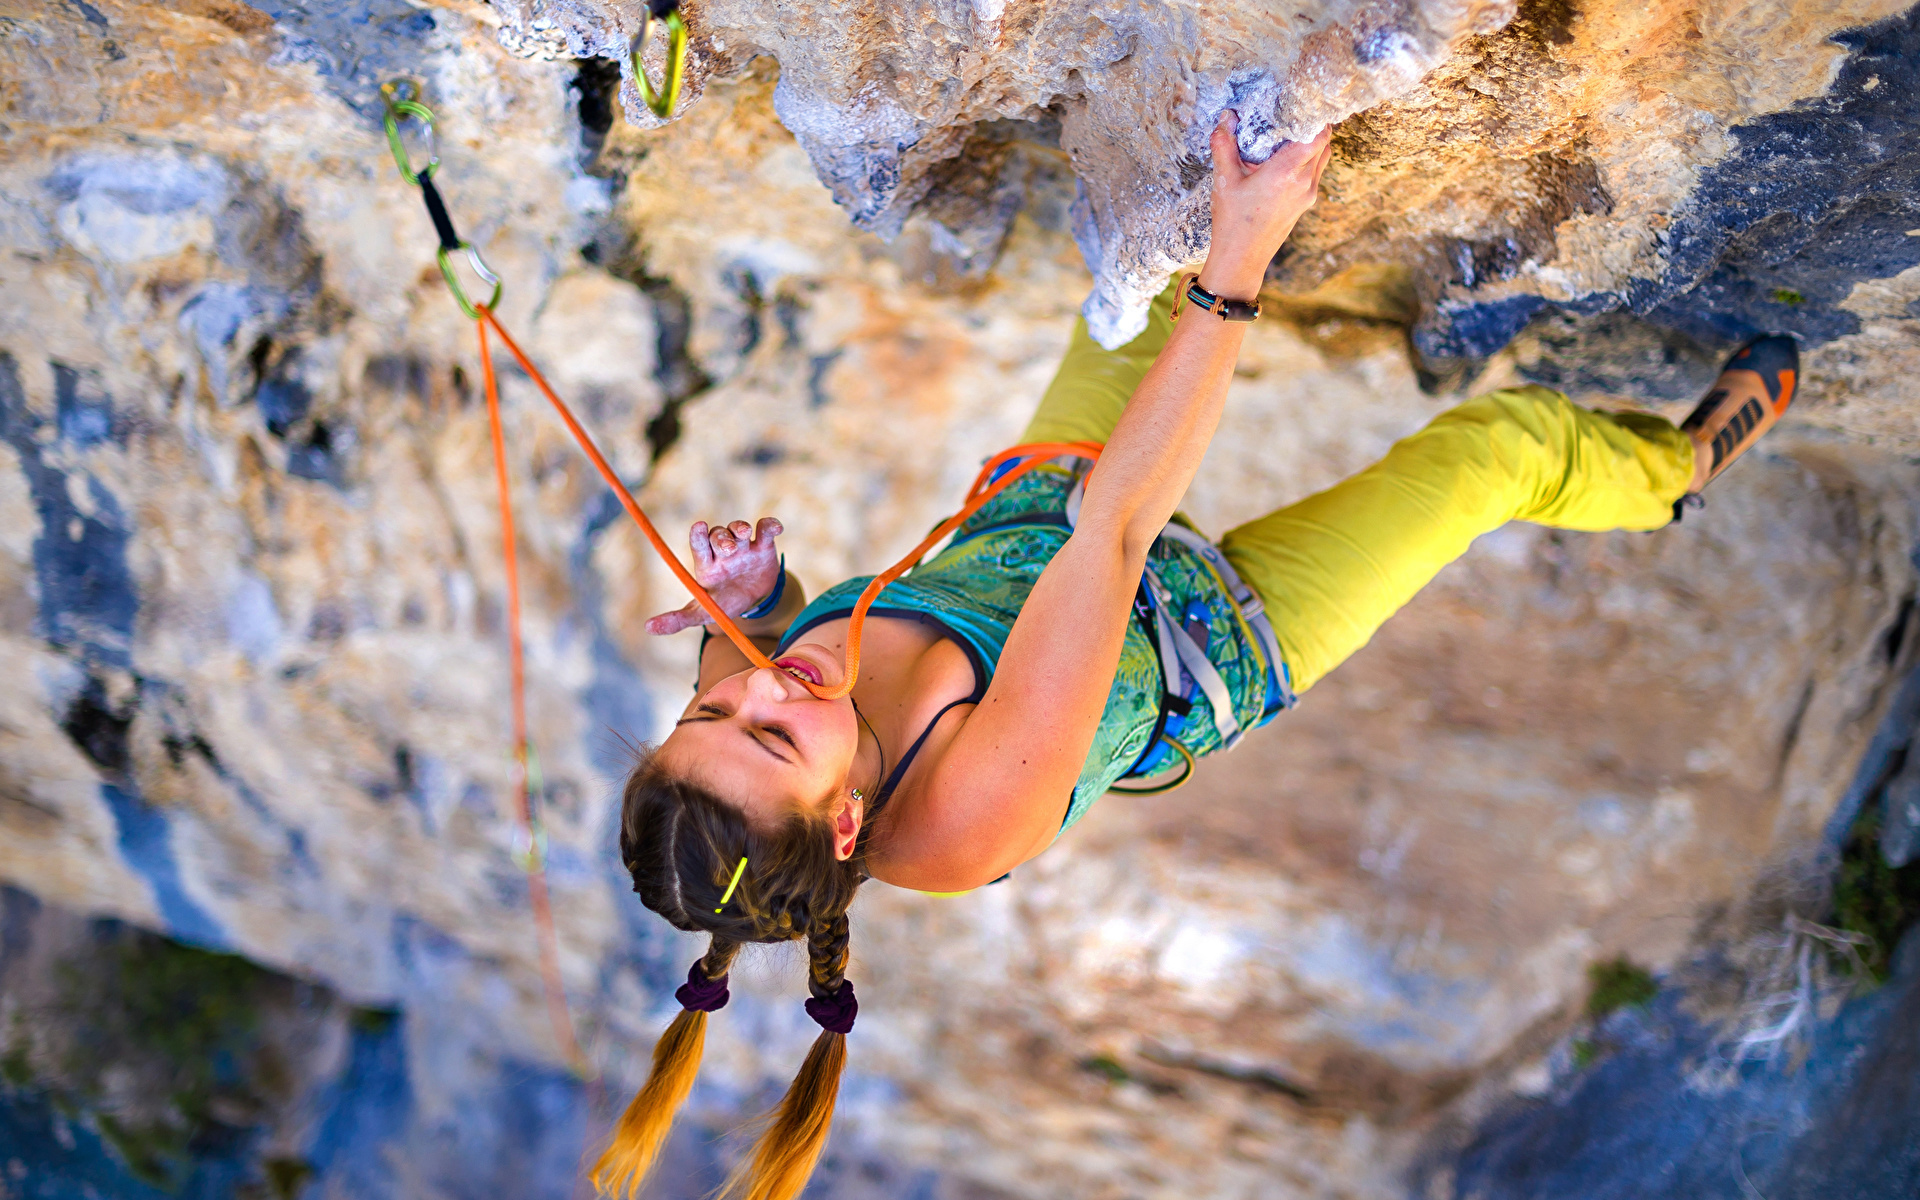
645,517,785,635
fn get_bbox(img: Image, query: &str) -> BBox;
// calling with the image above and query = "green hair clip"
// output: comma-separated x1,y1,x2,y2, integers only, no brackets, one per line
715,856,748,913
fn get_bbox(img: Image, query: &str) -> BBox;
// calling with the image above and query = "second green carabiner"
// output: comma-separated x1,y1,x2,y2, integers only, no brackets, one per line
437,242,503,320
631,4,687,119
381,81,440,185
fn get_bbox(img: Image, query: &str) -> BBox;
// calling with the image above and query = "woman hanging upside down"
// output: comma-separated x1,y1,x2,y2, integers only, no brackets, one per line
593,114,1799,1200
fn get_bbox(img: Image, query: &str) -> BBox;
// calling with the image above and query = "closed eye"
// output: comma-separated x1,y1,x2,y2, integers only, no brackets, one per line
676,703,795,764
676,703,730,727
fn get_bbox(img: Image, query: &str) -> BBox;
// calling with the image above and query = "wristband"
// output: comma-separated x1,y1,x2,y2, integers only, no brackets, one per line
695,628,714,690
1174,273,1261,322
739,557,786,620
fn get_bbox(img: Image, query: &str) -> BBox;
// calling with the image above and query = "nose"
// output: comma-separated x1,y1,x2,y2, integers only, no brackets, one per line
743,666,803,704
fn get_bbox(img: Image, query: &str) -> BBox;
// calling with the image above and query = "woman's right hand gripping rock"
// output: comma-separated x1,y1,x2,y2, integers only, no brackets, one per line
1197,116,1333,301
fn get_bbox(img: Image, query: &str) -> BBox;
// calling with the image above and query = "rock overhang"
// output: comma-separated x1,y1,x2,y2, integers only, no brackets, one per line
496,0,1920,371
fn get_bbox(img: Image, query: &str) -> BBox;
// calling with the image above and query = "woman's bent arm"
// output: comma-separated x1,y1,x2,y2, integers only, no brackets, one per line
642,516,810,702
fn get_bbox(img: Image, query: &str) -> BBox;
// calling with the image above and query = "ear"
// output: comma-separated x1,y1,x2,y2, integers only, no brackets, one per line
827,791,864,861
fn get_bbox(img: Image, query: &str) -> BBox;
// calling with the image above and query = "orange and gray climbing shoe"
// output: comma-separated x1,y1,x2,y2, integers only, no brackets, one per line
1673,335,1798,519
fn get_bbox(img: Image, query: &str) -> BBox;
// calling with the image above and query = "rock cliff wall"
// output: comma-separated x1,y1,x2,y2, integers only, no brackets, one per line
496,0,1521,346
1,0,1918,1196
498,0,1920,362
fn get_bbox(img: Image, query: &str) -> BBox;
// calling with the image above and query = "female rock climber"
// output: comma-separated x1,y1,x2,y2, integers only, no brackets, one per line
592,115,1798,1200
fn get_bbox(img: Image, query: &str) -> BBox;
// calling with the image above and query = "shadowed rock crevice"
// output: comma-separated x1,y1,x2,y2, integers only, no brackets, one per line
59,674,136,780
0,353,139,669
635,267,714,464
572,55,625,170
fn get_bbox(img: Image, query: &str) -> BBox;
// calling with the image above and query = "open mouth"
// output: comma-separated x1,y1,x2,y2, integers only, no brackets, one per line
775,656,824,686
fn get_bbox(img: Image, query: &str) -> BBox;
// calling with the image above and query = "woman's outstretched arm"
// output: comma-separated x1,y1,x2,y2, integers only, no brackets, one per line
874,119,1332,891
1079,121,1332,559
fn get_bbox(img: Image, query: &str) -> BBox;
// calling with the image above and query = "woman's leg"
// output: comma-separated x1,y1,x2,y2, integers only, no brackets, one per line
1220,385,1695,694
1020,276,1182,445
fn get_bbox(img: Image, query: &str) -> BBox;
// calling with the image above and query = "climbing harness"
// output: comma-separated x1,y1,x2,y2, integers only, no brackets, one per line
630,0,689,119
1062,471,1294,793
379,81,1111,1065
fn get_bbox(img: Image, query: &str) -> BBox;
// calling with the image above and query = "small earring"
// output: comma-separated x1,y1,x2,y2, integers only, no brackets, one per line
851,788,864,801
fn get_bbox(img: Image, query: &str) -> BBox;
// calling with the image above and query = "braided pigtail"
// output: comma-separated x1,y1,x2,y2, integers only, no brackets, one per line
618,750,870,1200
721,912,857,1200
592,939,740,1199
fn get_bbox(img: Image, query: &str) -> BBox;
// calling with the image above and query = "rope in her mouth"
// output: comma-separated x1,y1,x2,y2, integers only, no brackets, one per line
475,304,1101,701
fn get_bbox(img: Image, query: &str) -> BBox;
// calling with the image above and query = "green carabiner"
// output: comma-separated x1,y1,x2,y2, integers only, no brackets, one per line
437,242,503,320
631,4,687,119
522,739,545,809
513,819,549,873
380,80,440,185
513,739,547,870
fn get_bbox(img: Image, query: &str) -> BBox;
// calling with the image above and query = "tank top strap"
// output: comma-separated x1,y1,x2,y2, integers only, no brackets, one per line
874,695,977,805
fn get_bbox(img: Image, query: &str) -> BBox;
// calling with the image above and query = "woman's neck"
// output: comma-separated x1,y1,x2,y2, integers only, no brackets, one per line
803,613,978,822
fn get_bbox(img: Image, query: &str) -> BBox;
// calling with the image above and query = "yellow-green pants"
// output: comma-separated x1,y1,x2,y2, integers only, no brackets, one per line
1022,280,1696,694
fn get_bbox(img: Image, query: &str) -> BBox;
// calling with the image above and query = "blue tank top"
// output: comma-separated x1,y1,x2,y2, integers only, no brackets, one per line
778,457,1286,833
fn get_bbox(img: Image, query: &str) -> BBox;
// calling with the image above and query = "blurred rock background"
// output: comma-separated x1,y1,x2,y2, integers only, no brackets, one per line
1,0,1917,1196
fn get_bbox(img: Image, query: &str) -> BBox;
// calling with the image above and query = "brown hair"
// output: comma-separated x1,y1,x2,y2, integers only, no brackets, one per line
593,753,868,1200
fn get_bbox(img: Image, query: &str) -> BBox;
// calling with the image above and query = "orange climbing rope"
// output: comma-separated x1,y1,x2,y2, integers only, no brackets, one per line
476,306,1101,699
379,79,589,1081
476,318,590,1079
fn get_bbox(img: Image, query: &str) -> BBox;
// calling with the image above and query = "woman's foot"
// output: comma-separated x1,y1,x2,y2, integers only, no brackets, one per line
1674,335,1799,516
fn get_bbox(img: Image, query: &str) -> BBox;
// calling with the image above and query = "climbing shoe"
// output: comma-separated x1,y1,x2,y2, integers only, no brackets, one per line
1673,335,1798,519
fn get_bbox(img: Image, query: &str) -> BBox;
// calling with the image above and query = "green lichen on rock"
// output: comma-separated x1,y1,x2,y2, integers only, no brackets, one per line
1584,957,1658,1021
49,926,298,1190
264,1155,316,1200
1079,1053,1132,1085
1568,958,1658,1071
1830,802,1920,984
0,1016,33,1089
1570,1038,1601,1070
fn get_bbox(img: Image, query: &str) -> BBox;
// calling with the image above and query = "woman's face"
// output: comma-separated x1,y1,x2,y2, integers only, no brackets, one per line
654,642,861,835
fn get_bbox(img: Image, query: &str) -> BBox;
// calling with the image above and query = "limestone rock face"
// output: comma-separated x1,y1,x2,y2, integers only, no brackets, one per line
499,0,1920,361
495,0,1522,345
2,0,1920,1197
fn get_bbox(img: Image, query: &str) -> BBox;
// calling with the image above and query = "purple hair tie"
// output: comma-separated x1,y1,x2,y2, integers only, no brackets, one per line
804,980,857,1035
675,963,730,1012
